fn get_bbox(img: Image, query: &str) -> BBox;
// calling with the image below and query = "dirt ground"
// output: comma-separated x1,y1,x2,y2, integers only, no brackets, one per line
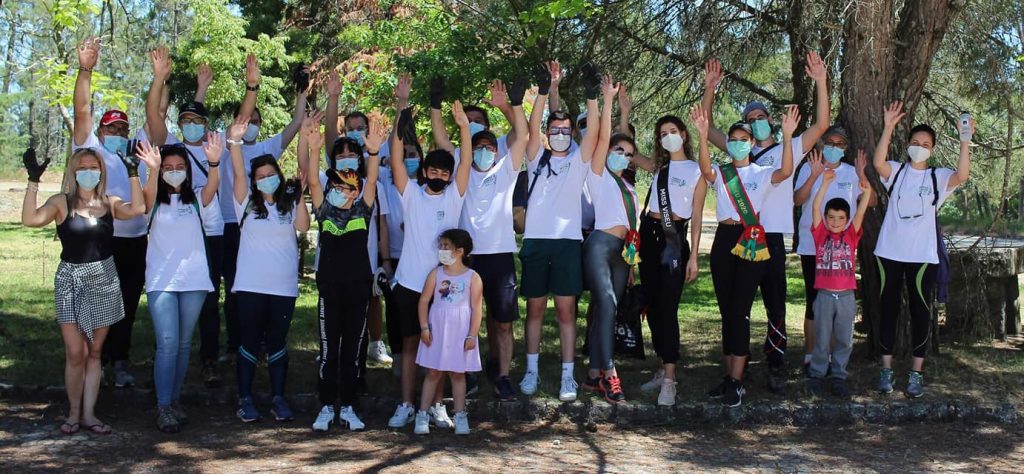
1,398,1022,473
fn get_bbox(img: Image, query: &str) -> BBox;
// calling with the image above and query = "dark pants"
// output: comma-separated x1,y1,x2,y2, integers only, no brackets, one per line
877,256,936,358
199,235,224,363
582,231,629,371
800,254,817,321
222,223,241,351
102,236,147,364
236,291,296,398
317,281,372,406
710,224,768,357
759,232,788,368
637,215,689,365
383,258,403,354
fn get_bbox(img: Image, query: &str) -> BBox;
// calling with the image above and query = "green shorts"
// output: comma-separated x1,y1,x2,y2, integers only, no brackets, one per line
519,238,583,298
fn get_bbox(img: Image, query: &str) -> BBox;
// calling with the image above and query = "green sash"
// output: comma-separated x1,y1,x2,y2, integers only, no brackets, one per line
720,163,769,262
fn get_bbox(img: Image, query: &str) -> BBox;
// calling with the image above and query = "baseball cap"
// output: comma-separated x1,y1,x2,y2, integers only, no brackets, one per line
100,110,129,127
178,101,209,120
742,101,769,120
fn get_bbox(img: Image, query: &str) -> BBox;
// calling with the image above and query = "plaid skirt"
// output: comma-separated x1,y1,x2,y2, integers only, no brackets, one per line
54,257,125,342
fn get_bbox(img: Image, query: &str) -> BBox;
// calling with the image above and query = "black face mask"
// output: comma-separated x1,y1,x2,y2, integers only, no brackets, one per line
426,178,449,192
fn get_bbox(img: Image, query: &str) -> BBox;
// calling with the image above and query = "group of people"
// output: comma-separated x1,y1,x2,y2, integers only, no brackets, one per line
20,37,974,436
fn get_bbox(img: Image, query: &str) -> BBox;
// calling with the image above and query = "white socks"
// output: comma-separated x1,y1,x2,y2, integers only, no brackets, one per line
526,353,539,373
562,362,574,378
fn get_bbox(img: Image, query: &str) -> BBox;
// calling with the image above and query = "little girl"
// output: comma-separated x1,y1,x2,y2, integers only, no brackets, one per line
414,229,482,435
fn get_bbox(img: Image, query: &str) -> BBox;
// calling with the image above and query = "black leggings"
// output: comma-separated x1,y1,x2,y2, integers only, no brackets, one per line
317,281,372,406
877,256,936,358
759,233,787,367
710,223,768,357
222,223,241,351
637,215,689,365
236,291,296,398
199,235,224,362
103,236,147,364
800,255,817,321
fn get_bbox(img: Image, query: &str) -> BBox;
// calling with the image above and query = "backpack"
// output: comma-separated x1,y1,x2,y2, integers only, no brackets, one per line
886,162,949,302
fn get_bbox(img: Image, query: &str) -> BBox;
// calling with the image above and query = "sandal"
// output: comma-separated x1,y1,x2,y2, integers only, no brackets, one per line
83,423,112,435
60,422,80,435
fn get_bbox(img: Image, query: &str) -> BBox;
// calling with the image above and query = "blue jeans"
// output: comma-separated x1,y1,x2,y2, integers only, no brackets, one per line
148,290,207,407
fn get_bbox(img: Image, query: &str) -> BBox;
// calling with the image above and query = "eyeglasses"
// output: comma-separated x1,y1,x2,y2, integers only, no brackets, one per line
100,124,130,136
548,127,572,136
180,117,207,126
895,172,929,219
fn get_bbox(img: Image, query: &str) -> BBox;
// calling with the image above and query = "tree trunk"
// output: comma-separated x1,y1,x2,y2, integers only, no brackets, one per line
2,21,16,94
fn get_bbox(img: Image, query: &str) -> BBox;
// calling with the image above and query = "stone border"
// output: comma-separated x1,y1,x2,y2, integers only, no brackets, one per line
2,382,1018,426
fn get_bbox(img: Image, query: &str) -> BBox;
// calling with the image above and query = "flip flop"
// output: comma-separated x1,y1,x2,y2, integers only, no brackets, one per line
83,423,112,435
60,422,80,435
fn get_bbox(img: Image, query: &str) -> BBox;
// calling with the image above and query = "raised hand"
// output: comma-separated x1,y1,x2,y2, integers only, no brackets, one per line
452,100,469,129
618,84,633,113
549,59,562,87
364,110,388,152
119,140,142,177
704,58,723,90
151,46,172,81
807,149,825,177
805,51,827,82
304,112,326,152
136,140,162,171
883,101,905,130
293,64,311,94
245,53,260,87
203,132,224,165
781,104,801,137
396,73,413,104
486,80,508,108
689,104,709,138
429,76,445,109
23,147,50,183
507,77,526,107
78,37,101,71
326,68,341,96
855,149,867,177
581,62,601,100
535,62,552,95
601,74,619,100
228,114,250,142
197,64,213,91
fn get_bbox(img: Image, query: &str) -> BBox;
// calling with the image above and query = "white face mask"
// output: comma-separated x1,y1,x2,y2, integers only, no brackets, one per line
549,134,572,152
661,133,684,153
907,145,931,164
163,169,187,187
438,249,457,266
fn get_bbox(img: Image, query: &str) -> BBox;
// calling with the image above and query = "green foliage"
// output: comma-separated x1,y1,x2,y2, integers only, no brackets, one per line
46,0,100,30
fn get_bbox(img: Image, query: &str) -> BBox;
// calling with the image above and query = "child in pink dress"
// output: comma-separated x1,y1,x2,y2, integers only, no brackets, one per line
415,229,483,435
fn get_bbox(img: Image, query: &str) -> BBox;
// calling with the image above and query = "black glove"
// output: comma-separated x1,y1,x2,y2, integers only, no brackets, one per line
293,64,311,93
535,63,551,95
118,139,142,178
397,107,417,144
508,77,526,107
23,147,50,183
429,76,445,110
581,62,601,100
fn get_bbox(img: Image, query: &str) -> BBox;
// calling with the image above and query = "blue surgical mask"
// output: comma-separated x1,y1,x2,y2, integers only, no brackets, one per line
405,158,420,177
335,157,359,171
469,122,486,137
102,135,129,156
607,152,629,172
346,130,366,146
473,148,496,170
326,188,349,208
751,119,772,141
182,123,206,143
727,140,753,161
243,124,260,142
256,175,281,194
75,169,101,191
822,146,845,164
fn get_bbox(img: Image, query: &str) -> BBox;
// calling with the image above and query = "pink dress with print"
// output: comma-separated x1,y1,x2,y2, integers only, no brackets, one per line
416,267,482,373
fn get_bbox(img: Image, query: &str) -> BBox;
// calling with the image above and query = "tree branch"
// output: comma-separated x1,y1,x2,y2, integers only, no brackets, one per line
720,0,786,28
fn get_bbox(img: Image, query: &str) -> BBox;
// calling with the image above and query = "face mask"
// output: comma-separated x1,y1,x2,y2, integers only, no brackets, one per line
75,169,101,191
243,124,260,142
727,140,753,161
469,122,486,137
256,175,281,194
182,123,206,143
751,119,772,141
335,157,359,171
162,169,187,188
473,148,496,169
661,133,683,153
438,249,457,266
907,145,931,164
346,130,366,146
548,134,571,152
425,177,449,193
607,152,629,172
102,135,129,156
823,146,845,164
326,188,349,208
405,158,420,177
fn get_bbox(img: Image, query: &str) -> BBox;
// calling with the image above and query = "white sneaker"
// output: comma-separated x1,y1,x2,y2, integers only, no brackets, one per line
657,379,677,407
368,340,393,365
453,411,470,435
413,410,430,435
520,371,539,396
388,403,415,428
338,406,365,431
429,403,453,429
311,405,335,432
559,376,578,402
640,368,666,392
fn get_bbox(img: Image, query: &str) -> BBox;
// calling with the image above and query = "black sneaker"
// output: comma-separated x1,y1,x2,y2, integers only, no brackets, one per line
721,378,745,408
600,376,626,404
806,377,825,397
706,376,729,398
466,373,479,397
581,375,602,392
201,361,223,389
493,376,518,402
485,358,499,384
766,366,786,394
830,378,851,400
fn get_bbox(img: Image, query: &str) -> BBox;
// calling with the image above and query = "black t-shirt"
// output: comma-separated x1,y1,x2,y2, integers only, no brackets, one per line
57,208,114,264
316,200,373,289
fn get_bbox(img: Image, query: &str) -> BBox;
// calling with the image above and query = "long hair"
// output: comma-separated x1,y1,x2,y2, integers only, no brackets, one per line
62,148,109,212
652,115,694,165
155,145,198,206
249,154,298,219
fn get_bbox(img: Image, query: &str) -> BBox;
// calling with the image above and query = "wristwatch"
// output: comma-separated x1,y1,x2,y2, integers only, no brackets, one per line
246,83,259,92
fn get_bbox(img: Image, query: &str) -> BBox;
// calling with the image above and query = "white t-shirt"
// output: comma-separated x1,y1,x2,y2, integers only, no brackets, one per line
711,163,776,222
380,166,406,260
145,195,215,293
394,184,465,292
647,160,703,220
315,174,388,272
161,135,225,236
794,163,862,255
73,132,149,238
460,153,518,254
753,135,805,233
875,161,956,264
219,134,285,223
231,194,300,297
524,147,588,240
587,170,640,231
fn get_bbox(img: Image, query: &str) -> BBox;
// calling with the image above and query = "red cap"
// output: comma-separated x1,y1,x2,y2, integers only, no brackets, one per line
100,110,129,127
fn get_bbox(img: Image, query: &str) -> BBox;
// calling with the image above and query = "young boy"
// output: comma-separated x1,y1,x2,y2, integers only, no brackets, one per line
807,169,872,398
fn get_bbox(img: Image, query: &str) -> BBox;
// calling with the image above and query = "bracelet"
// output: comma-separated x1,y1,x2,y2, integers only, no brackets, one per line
421,324,431,331
246,83,260,92
78,66,93,73
227,139,243,146
367,150,380,156
26,183,39,192
465,335,477,340
208,161,220,168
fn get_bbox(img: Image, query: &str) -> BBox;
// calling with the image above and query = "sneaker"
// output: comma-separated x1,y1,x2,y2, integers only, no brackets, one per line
601,376,626,404
311,405,335,432
721,378,745,408
806,377,825,397
112,360,135,388
493,376,518,402
640,368,666,392
706,376,728,398
581,375,602,392
338,406,365,431
413,410,430,435
453,411,470,435
466,373,479,397
271,396,294,421
877,368,895,394
520,371,539,396
156,406,180,433
368,340,393,365
905,371,925,398
559,376,578,402
201,361,222,389
170,402,189,426
766,366,786,394
388,403,415,428
237,396,261,423
429,403,453,429
657,379,677,406
830,378,851,400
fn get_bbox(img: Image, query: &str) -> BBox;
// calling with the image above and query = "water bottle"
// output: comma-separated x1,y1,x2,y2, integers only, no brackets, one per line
958,111,972,142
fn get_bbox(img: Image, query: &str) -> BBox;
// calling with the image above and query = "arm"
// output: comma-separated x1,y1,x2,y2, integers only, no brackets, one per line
293,182,310,232
799,51,831,145
361,111,387,206
578,63,602,163
136,141,161,211
506,79,529,171
526,61,555,161
301,113,325,209
487,79,518,143
772,105,799,184
418,269,437,346
146,47,173,147
686,178,708,283
811,170,833,229
73,37,100,146
199,132,222,207
452,101,473,196
22,192,64,228
325,69,341,153
389,108,412,195
947,117,975,189
590,75,618,175
617,84,633,136
237,54,260,123
873,101,906,180
701,59,727,152
429,76,455,153
464,272,484,351
793,149,824,206
853,149,877,207
690,105,717,184
111,150,147,220
852,178,872,232
195,64,212,104
547,60,562,112
228,115,251,205
280,69,310,150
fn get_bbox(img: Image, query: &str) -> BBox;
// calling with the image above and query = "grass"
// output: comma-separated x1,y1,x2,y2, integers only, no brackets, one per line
1,201,1022,407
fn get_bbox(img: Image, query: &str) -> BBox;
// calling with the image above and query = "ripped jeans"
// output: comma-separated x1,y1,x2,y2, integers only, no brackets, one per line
148,290,207,407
